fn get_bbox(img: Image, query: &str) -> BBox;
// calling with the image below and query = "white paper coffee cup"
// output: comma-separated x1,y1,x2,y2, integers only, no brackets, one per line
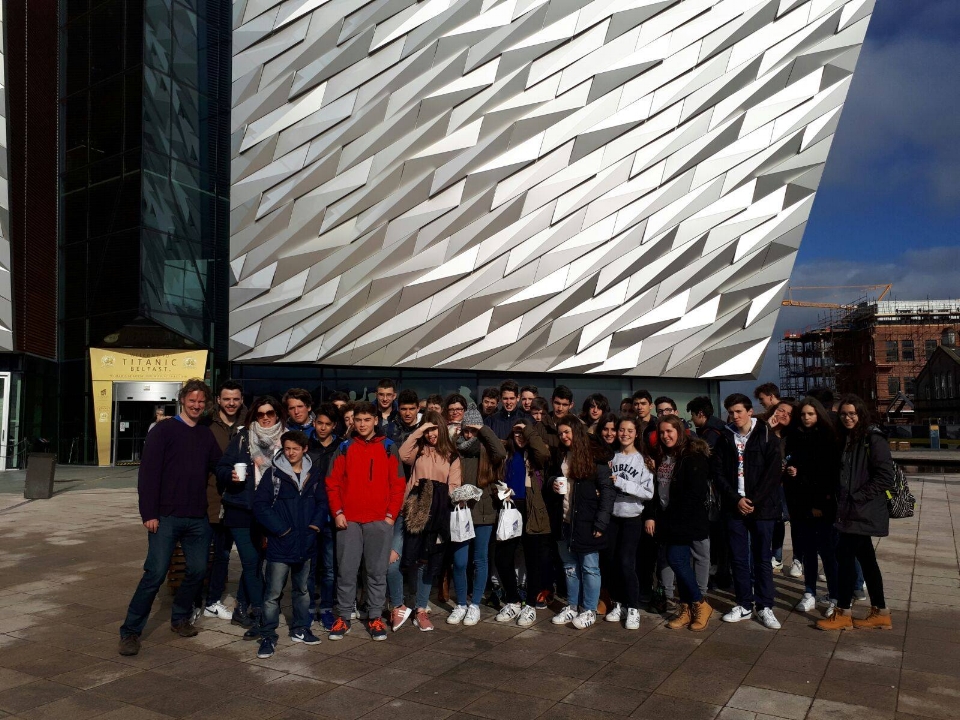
555,476,567,494
234,463,248,482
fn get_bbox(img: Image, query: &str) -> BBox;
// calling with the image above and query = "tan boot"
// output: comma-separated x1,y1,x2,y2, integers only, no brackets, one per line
816,607,853,631
690,600,712,632
666,603,691,630
853,606,892,630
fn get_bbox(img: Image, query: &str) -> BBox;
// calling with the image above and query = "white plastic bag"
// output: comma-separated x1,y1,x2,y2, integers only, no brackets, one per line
450,505,476,543
496,499,522,541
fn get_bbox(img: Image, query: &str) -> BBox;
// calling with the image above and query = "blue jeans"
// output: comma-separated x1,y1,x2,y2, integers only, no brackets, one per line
452,524,493,606
666,544,703,604
792,519,838,598
204,522,233,606
308,526,336,611
387,517,405,607
261,560,311,643
120,516,211,637
727,515,775,611
230,527,265,611
557,524,601,612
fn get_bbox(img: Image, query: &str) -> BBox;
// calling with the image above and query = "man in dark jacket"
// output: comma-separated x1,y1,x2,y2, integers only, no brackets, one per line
119,380,223,657
200,380,245,622
714,393,783,629
687,395,731,589
484,380,530,439
307,404,341,629
253,430,326,658
284,388,316,440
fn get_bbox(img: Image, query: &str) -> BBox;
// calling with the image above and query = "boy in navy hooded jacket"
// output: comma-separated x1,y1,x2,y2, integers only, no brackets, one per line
253,430,326,658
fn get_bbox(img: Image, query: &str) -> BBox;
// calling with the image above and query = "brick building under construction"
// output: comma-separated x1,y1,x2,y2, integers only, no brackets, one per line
779,300,960,422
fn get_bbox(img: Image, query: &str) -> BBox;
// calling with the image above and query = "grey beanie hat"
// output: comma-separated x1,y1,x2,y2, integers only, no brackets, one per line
463,403,483,428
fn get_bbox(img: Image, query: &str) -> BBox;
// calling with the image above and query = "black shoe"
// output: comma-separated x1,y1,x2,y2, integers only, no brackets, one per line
171,620,199,638
231,606,254,629
243,611,261,641
118,634,141,656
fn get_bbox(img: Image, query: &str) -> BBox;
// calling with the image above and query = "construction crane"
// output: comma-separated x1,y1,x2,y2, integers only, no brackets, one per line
781,284,892,309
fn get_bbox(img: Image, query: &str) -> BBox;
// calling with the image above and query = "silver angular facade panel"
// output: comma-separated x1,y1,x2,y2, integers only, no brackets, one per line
230,0,874,378
0,4,12,351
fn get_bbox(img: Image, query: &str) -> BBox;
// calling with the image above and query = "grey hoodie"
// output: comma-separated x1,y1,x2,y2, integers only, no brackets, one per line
610,451,655,518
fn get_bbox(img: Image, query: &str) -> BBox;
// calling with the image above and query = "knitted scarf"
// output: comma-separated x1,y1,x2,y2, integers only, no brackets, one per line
455,433,480,456
249,421,283,485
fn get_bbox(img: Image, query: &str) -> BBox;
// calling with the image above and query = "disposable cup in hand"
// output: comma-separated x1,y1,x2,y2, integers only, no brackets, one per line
554,477,567,494
234,463,248,482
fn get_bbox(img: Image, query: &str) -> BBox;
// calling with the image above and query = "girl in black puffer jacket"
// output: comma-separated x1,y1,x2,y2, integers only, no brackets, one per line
647,415,712,632
784,397,840,615
817,394,894,632
549,419,615,630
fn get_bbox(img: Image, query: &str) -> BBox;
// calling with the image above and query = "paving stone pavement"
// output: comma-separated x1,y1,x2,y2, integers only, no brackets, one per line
0,468,956,719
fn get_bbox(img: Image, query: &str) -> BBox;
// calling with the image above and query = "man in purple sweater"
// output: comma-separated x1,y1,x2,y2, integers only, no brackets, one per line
119,379,223,656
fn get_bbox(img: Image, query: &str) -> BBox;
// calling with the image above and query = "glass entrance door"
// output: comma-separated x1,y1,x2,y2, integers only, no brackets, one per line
112,382,182,465
0,373,9,471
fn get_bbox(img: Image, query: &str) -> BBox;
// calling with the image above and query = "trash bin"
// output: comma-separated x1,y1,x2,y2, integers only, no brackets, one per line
24,453,57,499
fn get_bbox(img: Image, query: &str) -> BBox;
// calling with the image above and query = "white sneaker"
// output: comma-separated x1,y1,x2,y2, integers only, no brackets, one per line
447,605,467,625
203,601,232,620
788,559,803,578
464,604,481,626
722,605,752,623
771,557,783,570
552,605,578,624
823,598,837,618
572,610,597,629
496,603,522,623
605,602,622,622
795,593,816,613
757,607,781,629
625,608,640,630
517,605,537,627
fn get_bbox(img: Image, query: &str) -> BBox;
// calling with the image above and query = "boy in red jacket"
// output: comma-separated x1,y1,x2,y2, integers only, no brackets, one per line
325,401,406,641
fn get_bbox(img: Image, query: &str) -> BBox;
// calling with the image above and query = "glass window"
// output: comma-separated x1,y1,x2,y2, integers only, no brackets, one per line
171,81,201,165
145,0,172,73
885,340,898,363
887,377,900,397
902,340,915,362
90,0,125,85
89,75,125,159
172,5,201,89
949,373,955,399
143,66,172,154
64,92,89,171
905,377,916,396
926,339,938,358
64,18,90,96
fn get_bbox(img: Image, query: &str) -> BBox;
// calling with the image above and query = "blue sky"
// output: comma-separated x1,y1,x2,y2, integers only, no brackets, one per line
727,0,960,390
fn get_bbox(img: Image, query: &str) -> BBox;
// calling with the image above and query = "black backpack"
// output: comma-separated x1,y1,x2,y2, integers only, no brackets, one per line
886,462,915,519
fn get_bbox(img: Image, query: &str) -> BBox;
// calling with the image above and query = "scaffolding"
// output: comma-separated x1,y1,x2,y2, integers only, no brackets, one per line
778,301,865,399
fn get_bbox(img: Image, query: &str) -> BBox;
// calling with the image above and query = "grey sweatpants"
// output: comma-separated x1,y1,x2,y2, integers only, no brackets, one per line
659,538,710,597
336,520,393,621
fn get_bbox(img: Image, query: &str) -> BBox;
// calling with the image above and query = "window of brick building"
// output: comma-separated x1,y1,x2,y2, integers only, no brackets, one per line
926,339,938,359
902,340,915,362
887,376,900,396
885,340,898,362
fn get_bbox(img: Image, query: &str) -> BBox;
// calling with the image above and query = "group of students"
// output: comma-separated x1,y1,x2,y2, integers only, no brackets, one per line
118,377,896,661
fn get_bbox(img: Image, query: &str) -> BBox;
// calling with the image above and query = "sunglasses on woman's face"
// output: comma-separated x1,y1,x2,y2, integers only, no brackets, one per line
256,410,277,419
